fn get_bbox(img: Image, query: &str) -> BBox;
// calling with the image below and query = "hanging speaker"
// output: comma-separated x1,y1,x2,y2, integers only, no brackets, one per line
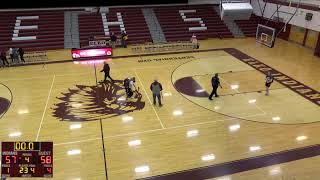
305,13,313,21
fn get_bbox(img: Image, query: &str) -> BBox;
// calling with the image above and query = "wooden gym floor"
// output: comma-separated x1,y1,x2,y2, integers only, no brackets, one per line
0,38,319,180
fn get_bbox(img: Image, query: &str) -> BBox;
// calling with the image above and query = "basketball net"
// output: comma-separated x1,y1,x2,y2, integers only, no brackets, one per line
255,38,263,47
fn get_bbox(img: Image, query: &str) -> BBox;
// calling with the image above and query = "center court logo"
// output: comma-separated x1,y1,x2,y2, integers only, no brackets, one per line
0,84,12,119
0,97,10,117
52,80,145,121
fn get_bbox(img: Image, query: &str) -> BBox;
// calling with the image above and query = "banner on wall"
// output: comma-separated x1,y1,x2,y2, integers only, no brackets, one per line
89,40,110,47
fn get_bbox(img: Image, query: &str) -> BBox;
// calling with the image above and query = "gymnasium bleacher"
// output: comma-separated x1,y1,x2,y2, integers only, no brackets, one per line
154,5,233,41
79,7,152,47
0,11,65,51
0,4,297,52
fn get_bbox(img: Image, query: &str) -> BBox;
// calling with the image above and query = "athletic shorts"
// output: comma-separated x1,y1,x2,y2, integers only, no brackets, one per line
265,82,271,87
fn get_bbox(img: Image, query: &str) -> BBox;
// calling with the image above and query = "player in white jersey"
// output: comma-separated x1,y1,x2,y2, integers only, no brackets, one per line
265,71,274,96
124,77,136,98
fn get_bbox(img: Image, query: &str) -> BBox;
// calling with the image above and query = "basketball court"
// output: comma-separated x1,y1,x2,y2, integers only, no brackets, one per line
0,37,319,180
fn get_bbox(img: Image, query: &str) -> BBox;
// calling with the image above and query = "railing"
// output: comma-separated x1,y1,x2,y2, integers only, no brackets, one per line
24,51,48,62
131,41,194,54
222,0,250,3
2,51,48,65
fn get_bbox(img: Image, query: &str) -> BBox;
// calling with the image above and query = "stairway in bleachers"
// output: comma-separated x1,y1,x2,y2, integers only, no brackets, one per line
0,11,65,51
64,11,81,49
142,8,167,43
154,4,233,42
79,7,152,47
213,6,245,38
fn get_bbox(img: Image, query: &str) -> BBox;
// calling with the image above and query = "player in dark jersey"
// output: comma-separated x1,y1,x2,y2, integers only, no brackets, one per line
209,73,222,100
100,62,114,83
265,71,274,96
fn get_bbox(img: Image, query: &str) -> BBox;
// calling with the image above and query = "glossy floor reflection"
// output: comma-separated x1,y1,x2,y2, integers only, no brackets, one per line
0,38,319,180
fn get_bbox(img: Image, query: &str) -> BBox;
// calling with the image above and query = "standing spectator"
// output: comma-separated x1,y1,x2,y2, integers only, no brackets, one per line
209,73,222,100
0,51,9,67
89,35,95,41
13,48,20,63
100,62,114,83
96,7,100,15
9,48,14,63
18,48,25,63
190,34,198,49
265,71,274,96
121,31,128,48
150,79,163,106
110,32,117,48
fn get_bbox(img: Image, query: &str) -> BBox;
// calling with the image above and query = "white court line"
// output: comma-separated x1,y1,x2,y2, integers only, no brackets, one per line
53,112,266,146
219,77,266,115
134,70,165,129
36,75,56,141
53,157,69,161
1,65,176,82
54,137,101,146
1,72,93,82
1,76,49,82
55,72,93,77
104,112,265,139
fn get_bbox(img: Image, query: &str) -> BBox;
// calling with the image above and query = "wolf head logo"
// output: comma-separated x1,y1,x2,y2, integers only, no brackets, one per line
53,80,145,121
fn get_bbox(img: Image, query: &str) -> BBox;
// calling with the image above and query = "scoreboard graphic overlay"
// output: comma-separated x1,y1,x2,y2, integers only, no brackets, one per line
1,142,53,178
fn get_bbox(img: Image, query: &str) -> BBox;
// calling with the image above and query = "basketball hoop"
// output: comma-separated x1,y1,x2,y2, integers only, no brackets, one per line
255,39,263,47
256,24,276,48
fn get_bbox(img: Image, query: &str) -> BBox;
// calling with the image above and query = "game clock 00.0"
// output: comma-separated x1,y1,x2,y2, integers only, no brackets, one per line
1,142,53,178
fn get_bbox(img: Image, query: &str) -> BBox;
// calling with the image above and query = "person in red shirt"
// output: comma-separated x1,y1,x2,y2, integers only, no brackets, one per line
190,34,198,49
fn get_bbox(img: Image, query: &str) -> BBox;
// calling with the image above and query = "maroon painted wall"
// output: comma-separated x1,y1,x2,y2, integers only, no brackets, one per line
315,34,320,57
